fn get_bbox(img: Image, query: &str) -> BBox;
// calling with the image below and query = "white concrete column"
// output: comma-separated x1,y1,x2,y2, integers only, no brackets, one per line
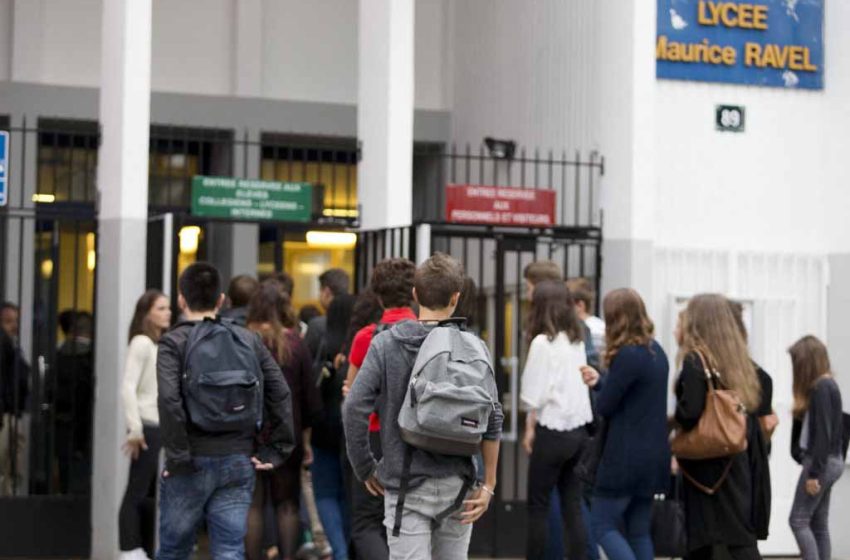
232,0,263,97
357,0,415,230
596,0,657,299
11,0,44,82
91,1,152,558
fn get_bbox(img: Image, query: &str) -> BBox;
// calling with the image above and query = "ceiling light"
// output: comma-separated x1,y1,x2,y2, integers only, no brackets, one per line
322,208,359,218
179,226,201,254
86,233,96,271
32,194,56,203
306,231,357,249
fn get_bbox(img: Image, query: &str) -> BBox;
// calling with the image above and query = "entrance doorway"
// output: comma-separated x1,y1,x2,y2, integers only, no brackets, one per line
355,222,602,557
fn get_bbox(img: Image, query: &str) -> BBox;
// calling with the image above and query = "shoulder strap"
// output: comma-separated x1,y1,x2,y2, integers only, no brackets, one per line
392,446,415,537
680,459,734,495
694,350,720,392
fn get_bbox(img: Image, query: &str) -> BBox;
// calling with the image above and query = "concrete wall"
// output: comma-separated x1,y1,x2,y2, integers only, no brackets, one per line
449,0,600,152
4,0,451,110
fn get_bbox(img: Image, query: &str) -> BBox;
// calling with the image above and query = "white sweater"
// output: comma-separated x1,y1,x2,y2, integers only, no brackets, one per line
520,332,593,431
121,335,159,438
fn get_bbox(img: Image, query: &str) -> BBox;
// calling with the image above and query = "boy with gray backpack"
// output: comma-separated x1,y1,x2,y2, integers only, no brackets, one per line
343,253,503,559
156,263,296,560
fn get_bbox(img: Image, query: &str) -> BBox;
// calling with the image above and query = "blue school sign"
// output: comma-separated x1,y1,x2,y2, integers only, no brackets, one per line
0,131,8,206
656,0,824,89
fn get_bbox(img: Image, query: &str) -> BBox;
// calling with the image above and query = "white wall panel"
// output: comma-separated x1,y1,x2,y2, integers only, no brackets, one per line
151,0,233,95
6,0,449,108
40,0,101,87
652,246,827,556
261,0,357,104
0,0,12,81
414,0,449,110
450,0,601,152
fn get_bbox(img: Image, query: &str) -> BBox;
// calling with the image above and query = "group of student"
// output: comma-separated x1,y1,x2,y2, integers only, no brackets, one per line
114,252,846,560
519,260,847,560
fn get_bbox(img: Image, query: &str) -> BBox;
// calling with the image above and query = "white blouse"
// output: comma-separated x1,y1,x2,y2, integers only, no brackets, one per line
520,332,593,431
121,335,160,438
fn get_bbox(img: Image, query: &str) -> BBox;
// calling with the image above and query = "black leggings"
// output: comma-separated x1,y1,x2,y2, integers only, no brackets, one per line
349,431,387,560
686,544,762,560
118,425,162,554
246,450,303,560
526,424,589,560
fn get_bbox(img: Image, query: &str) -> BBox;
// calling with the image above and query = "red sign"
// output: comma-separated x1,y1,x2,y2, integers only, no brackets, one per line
445,184,556,226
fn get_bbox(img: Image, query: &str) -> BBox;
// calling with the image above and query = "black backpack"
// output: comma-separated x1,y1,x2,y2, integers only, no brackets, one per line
182,318,263,433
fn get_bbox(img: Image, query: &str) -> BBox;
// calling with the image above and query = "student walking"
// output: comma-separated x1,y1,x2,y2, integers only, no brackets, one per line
343,253,503,560
244,283,322,560
580,288,670,560
342,258,418,560
523,263,599,560
674,294,770,560
310,293,356,560
156,263,296,560
521,280,594,560
788,336,845,560
118,290,171,560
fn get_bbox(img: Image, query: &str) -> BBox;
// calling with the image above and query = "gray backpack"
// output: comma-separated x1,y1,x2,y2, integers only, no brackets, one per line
392,319,497,537
398,320,497,456
182,318,263,433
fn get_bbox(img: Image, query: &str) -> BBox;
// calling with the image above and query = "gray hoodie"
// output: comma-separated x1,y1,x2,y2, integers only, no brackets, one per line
343,320,503,491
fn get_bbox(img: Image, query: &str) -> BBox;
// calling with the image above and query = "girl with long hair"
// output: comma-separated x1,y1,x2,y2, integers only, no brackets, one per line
245,282,322,560
311,293,356,560
520,280,593,560
580,288,670,560
788,336,844,560
119,290,171,560
674,294,767,560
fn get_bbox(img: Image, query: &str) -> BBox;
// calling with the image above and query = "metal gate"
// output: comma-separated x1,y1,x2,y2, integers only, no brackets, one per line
0,120,98,558
354,146,604,557
354,222,602,557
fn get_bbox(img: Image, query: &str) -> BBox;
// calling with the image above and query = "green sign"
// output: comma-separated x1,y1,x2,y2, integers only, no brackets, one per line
191,176,312,222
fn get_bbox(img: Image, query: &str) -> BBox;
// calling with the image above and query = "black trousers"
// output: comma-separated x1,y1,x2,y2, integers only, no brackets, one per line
687,544,762,560
526,424,589,560
118,425,162,554
349,431,388,560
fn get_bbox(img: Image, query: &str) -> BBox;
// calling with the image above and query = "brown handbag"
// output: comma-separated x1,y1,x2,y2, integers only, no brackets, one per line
671,351,748,461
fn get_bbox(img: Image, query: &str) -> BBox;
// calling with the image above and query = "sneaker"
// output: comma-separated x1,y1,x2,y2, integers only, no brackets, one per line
119,549,150,560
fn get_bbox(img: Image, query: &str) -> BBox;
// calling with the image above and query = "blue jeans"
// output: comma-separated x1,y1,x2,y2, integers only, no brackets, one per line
591,495,653,560
546,489,599,560
157,455,256,560
311,446,350,560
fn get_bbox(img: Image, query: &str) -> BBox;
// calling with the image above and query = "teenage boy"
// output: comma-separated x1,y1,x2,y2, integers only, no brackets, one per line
220,274,259,326
304,268,350,359
157,262,295,560
567,277,606,356
343,253,503,559
343,258,417,560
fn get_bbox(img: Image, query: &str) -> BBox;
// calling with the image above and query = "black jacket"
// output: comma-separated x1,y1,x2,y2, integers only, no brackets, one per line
675,353,772,549
157,320,296,475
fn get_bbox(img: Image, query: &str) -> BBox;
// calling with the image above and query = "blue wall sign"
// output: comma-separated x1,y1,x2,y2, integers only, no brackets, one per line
657,0,824,89
0,131,8,207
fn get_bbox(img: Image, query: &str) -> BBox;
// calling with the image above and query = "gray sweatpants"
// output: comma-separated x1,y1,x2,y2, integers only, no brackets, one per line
789,455,845,560
383,475,473,560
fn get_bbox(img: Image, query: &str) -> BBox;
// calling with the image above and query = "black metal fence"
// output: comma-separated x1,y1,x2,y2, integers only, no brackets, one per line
0,119,95,556
354,227,416,291
413,143,604,227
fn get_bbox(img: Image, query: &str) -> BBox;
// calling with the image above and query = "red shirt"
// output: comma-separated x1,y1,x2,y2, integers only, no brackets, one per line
349,307,417,432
